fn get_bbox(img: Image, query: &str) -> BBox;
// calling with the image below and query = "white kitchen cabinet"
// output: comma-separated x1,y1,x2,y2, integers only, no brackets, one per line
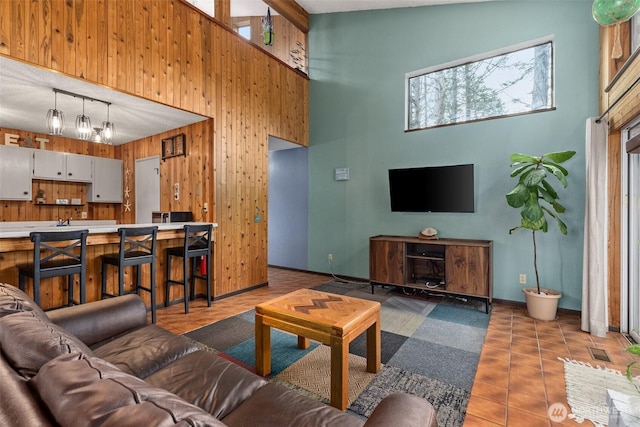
0,146,33,200
65,154,93,182
33,150,65,180
33,151,92,182
88,157,122,203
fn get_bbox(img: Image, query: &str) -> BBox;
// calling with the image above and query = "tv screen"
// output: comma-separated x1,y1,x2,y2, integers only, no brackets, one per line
388,164,474,213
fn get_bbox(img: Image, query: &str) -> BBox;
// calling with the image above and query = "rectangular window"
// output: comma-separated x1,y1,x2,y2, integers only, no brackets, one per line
405,36,554,131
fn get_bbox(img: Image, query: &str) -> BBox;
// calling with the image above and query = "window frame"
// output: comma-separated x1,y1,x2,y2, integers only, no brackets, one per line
404,35,556,132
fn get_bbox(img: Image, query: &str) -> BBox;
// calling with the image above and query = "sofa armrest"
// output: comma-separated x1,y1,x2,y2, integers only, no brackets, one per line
363,393,438,427
46,295,147,347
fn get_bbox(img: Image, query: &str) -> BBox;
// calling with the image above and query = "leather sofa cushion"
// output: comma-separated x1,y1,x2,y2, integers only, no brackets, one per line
221,382,364,427
0,283,47,319
0,310,93,378
32,353,225,427
93,324,198,378
0,356,54,427
146,350,268,419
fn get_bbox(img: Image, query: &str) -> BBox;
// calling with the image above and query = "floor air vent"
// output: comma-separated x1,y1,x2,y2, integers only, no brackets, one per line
587,347,613,363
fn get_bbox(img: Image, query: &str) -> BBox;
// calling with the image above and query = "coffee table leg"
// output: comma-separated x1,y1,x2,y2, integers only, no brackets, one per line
366,314,381,373
297,335,310,349
330,335,348,411
255,313,271,376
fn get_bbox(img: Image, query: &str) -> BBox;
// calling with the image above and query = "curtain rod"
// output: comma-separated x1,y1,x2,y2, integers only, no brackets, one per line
596,75,640,123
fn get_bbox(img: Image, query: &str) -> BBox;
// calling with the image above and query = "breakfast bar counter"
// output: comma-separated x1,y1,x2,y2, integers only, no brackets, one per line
0,221,218,310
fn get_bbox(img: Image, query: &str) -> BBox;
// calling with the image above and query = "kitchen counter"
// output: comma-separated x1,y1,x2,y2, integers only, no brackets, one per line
0,222,218,310
0,221,218,239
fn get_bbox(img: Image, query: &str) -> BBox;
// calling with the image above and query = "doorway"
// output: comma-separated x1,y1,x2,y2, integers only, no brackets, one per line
135,156,160,224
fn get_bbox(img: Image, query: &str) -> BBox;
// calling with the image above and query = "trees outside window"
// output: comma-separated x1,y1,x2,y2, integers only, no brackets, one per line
406,37,554,130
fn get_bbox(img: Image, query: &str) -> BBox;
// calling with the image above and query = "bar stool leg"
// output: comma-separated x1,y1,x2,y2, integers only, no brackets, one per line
206,255,212,307
79,270,86,304
183,254,189,314
119,264,126,296
165,252,171,307
67,275,74,306
33,271,41,306
150,260,156,324
101,260,107,298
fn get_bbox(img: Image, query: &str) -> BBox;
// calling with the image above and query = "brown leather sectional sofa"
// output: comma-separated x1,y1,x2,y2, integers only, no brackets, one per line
0,283,438,426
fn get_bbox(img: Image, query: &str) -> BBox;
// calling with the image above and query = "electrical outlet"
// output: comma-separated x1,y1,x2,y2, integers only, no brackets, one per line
174,183,179,200
203,202,208,213
81,211,87,219
519,274,527,284
328,253,333,262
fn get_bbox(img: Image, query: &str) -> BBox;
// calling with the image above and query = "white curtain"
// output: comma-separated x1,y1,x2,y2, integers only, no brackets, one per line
581,117,609,337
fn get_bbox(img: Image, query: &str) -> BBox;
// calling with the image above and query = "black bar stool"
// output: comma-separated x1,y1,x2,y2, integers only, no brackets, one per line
101,226,158,323
18,229,89,309
165,224,213,313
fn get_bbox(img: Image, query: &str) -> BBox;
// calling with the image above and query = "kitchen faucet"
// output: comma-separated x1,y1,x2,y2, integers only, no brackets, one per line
57,218,71,226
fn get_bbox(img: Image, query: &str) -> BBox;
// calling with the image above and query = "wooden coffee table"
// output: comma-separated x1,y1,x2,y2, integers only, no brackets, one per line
255,288,381,410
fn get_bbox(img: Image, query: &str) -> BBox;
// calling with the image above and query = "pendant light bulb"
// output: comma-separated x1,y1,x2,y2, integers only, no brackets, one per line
76,98,92,140
101,103,115,144
46,91,65,135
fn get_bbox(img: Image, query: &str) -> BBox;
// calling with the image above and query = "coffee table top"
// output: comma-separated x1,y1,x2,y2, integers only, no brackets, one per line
256,289,380,336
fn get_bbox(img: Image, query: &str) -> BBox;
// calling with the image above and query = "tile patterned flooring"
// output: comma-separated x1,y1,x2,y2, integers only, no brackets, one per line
155,267,639,427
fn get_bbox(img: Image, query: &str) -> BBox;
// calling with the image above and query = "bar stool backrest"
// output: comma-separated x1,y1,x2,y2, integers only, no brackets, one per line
183,224,212,257
117,226,158,260
30,230,89,273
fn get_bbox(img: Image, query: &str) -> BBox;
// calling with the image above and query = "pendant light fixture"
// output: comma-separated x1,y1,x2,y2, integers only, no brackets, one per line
75,98,92,140
101,103,115,144
46,90,65,135
47,88,116,144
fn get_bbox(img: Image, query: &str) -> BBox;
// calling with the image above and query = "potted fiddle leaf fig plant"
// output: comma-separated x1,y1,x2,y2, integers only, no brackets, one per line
506,150,576,321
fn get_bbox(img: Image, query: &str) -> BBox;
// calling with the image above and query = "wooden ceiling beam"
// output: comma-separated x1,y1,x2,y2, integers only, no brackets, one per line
264,0,309,33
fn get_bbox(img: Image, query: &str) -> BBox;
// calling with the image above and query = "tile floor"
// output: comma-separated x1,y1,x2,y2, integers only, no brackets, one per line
155,267,639,427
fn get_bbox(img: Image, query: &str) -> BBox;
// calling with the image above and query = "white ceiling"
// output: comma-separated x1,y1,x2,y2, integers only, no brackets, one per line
0,57,207,146
296,0,492,14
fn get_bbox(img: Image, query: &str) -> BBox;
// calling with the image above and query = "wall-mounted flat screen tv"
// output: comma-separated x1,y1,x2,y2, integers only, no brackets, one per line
388,164,475,213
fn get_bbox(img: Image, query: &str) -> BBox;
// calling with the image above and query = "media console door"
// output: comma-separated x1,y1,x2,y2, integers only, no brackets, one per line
445,245,490,296
369,238,404,285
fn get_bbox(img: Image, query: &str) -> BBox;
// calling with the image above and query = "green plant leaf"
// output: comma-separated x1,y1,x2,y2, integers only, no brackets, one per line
552,201,566,214
522,169,546,187
538,186,555,204
542,151,576,164
626,344,640,355
543,161,569,177
521,215,547,231
522,191,544,223
510,153,540,164
506,184,528,208
510,164,533,178
541,180,559,199
627,361,638,382
542,164,568,187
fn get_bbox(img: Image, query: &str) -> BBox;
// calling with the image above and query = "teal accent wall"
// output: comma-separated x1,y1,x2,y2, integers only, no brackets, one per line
307,1,599,310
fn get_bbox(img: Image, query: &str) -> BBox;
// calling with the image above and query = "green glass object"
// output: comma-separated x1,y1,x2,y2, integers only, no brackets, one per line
593,0,640,25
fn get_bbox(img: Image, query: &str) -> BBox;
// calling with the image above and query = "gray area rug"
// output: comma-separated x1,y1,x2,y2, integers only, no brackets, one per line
184,279,489,426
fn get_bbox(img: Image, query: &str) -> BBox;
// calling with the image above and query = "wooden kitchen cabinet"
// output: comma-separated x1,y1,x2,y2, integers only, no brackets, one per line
369,235,493,312
0,145,32,200
88,157,122,203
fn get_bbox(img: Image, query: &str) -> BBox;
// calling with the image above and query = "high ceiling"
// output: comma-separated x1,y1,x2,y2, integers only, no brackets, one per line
0,0,493,146
295,0,492,14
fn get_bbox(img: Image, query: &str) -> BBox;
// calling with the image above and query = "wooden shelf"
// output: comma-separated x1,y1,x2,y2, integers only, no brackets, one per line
36,203,84,207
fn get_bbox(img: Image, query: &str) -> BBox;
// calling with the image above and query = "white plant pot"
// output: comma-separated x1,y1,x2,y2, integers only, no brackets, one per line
522,287,561,321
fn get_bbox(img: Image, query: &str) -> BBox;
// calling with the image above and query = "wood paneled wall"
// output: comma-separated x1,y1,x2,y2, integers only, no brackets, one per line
0,0,309,297
0,127,118,222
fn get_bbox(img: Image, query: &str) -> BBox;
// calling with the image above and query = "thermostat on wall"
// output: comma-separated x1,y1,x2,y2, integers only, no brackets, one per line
335,168,350,181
